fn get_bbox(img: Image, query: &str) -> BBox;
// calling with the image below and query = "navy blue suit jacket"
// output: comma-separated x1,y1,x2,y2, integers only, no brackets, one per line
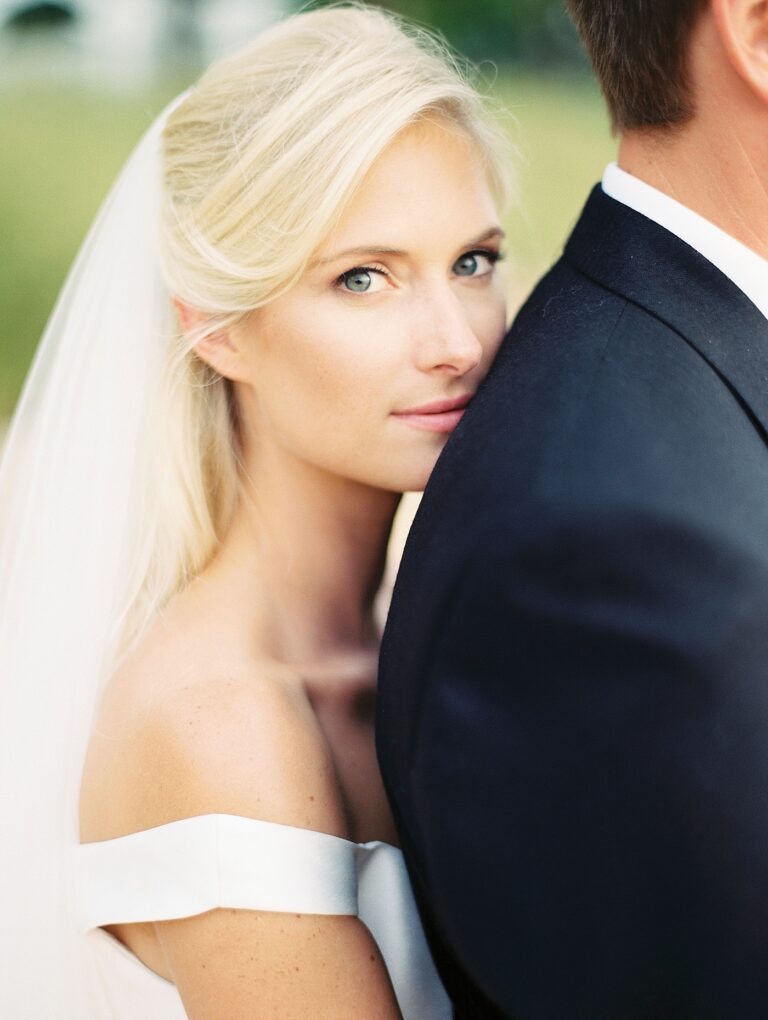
377,187,768,1018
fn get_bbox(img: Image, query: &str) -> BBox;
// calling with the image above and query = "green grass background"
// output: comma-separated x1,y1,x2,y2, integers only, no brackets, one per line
0,72,614,420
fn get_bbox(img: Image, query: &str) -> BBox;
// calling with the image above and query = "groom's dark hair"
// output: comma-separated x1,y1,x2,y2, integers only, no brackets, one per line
565,0,709,131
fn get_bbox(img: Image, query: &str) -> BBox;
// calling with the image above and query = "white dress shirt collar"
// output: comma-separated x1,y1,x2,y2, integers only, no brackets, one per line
602,162,768,322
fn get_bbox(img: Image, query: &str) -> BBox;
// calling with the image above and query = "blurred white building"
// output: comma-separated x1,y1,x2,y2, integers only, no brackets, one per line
0,0,286,86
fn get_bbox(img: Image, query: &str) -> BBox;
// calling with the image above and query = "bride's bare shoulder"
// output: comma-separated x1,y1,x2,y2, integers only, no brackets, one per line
80,593,347,845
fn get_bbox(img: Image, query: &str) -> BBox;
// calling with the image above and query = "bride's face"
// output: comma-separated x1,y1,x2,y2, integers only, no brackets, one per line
231,119,507,492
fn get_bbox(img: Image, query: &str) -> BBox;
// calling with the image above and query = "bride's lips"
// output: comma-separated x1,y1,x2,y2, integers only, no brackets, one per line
391,393,474,433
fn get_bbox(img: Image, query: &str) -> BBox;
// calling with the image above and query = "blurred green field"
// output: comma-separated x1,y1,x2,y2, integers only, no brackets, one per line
497,72,614,293
0,72,613,420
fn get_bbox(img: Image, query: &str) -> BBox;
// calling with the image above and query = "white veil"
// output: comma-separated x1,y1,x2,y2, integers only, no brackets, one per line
0,94,185,1017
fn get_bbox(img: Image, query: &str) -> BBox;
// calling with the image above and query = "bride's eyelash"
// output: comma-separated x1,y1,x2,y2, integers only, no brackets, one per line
465,247,505,264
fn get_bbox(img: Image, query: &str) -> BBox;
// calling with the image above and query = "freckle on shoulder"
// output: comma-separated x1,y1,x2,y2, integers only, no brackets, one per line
92,646,347,841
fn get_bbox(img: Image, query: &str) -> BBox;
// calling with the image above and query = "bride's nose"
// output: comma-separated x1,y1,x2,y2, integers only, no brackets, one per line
413,290,484,376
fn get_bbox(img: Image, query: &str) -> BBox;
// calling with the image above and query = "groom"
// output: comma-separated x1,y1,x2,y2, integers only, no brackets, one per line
377,0,768,1016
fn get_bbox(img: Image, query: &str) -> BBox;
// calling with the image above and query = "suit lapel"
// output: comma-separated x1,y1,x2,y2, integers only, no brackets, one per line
565,186,768,440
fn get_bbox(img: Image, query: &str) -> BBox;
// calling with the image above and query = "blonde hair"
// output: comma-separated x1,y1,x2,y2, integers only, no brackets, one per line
124,3,510,651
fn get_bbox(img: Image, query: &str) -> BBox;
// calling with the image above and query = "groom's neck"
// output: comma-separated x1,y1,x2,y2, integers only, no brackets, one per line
617,127,768,262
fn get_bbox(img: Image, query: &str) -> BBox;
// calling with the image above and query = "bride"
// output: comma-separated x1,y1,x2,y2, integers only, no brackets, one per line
0,5,509,1017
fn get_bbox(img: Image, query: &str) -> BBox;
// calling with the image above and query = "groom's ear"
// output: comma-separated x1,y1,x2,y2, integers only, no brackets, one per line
713,0,768,103
172,298,250,382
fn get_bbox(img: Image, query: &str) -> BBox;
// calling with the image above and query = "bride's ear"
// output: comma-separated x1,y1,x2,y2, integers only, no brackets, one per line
172,298,250,382
713,0,768,103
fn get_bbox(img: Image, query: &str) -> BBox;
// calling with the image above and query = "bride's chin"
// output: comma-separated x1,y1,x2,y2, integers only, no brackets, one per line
347,444,448,494
388,463,441,495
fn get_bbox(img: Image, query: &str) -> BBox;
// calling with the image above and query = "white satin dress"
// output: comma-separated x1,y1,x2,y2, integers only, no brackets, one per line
76,814,451,1019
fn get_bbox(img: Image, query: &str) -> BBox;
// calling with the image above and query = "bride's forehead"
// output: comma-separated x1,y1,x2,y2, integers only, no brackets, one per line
316,124,496,256
356,120,483,195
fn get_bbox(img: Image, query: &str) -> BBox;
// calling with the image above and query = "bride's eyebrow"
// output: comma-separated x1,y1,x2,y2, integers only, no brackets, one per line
311,245,407,268
311,226,506,268
463,226,506,247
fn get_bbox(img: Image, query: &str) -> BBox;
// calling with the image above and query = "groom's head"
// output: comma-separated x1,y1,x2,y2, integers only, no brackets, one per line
565,0,707,131
566,0,768,134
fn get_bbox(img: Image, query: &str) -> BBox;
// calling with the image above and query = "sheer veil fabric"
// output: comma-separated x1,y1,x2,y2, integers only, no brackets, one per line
0,97,185,1016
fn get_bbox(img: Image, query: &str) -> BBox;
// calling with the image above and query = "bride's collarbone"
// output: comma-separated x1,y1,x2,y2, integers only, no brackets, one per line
303,660,377,724
83,645,393,847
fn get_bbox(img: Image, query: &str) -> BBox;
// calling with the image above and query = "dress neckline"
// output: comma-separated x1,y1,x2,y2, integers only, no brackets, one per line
79,811,401,854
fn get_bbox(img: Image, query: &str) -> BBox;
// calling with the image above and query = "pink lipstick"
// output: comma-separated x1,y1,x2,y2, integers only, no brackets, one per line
391,393,474,433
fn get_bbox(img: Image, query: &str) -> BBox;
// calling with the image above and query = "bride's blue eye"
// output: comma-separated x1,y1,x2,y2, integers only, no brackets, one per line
341,268,373,293
453,249,501,278
336,264,389,294
455,254,479,276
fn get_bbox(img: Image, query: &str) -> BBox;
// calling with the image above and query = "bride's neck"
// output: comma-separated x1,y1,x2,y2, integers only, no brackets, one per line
204,439,400,666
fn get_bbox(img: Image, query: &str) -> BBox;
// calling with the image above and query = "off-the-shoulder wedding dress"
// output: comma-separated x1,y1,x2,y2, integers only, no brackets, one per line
77,814,451,1018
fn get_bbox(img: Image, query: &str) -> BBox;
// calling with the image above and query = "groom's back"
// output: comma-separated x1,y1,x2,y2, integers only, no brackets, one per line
378,186,768,1018
379,2,768,1013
